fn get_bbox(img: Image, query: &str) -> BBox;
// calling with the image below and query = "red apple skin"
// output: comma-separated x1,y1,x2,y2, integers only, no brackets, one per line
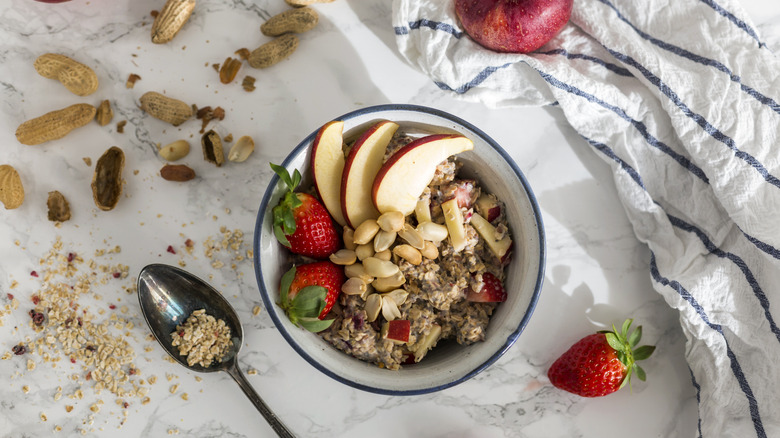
454,0,573,53
385,320,411,343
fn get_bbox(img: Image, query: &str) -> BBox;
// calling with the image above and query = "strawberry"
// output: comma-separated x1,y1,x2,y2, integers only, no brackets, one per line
279,261,345,333
466,272,507,302
270,163,341,259
548,319,656,397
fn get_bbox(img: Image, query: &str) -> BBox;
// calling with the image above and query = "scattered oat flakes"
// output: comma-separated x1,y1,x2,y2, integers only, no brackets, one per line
65,405,74,413
252,305,261,316
22,385,29,393
40,412,47,422
169,383,179,394
246,368,258,375
170,309,231,368
181,392,189,401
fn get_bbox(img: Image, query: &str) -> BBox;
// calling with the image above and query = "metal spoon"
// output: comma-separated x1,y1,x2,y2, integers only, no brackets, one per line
137,263,294,437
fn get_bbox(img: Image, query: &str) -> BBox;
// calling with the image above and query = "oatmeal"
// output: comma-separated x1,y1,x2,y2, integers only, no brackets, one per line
170,309,232,367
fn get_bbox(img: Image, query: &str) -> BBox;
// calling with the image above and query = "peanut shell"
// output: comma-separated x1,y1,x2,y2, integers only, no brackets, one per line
95,99,113,126
248,34,299,69
16,103,96,146
201,130,224,166
91,146,125,211
151,0,196,44
0,165,24,210
261,7,318,36
34,53,99,97
47,191,71,222
139,91,192,126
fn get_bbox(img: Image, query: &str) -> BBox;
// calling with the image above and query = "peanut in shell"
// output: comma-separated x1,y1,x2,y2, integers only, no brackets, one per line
0,165,24,210
261,7,318,36
139,91,192,126
151,0,196,44
248,34,299,69
34,53,99,97
16,103,96,146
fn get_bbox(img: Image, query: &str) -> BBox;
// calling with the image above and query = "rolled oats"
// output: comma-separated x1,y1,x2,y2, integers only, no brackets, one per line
170,309,232,368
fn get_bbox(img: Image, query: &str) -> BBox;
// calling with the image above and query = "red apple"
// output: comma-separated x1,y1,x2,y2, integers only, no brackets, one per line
382,319,411,344
311,120,347,227
475,194,501,222
454,0,573,53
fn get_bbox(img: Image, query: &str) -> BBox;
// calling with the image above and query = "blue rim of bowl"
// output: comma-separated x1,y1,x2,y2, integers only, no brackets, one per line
253,103,546,396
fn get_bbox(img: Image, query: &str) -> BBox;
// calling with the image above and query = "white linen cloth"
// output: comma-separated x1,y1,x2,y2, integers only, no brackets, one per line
393,0,780,436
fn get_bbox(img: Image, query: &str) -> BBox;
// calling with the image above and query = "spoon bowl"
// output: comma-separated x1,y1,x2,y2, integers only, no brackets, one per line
137,263,293,437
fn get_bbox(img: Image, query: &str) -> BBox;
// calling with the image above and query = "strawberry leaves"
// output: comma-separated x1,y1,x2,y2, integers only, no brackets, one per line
279,265,335,333
600,319,656,389
270,163,302,248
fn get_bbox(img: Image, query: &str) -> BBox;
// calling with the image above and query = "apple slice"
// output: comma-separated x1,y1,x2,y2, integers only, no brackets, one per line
372,134,474,216
382,319,411,344
340,120,399,228
412,323,441,362
470,212,512,259
414,198,432,224
475,194,501,222
311,120,347,226
441,198,468,252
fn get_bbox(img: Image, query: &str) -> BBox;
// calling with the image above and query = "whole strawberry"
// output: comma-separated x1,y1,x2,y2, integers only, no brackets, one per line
548,319,655,397
279,261,345,332
271,163,341,259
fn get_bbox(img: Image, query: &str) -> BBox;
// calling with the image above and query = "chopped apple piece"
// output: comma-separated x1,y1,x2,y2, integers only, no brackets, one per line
382,319,411,344
441,198,467,252
475,194,501,223
415,198,432,223
340,120,399,228
413,324,442,362
372,134,474,216
470,212,512,259
311,120,347,226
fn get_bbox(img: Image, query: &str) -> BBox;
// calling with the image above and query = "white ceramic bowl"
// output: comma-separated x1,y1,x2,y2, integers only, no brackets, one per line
253,104,545,395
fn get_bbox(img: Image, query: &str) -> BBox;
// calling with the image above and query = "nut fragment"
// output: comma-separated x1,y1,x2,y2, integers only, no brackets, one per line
353,219,380,245
140,91,192,126
261,7,318,36
16,103,96,145
91,146,125,211
248,34,299,69
373,249,391,261
329,249,356,266
393,244,422,265
365,294,382,323
355,243,374,261
242,75,257,92
383,289,409,307
47,191,71,221
160,164,196,182
34,53,98,96
341,277,367,296
0,165,24,210
398,223,425,249
125,73,142,89
201,130,224,166
95,100,113,126
151,0,196,44
381,295,402,321
362,257,399,279
343,226,356,250
377,211,404,233
227,136,255,162
219,57,242,84
159,140,190,161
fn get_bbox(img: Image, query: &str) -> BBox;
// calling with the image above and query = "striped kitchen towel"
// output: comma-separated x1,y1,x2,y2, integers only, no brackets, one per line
393,0,780,436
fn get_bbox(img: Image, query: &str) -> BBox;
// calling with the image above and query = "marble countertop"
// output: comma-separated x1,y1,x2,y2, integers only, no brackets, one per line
1,0,777,437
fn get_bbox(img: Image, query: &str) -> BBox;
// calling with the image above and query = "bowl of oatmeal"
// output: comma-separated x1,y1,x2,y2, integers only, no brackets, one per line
253,104,545,395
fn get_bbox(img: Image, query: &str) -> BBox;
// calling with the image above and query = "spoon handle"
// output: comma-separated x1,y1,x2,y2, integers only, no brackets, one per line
226,363,295,437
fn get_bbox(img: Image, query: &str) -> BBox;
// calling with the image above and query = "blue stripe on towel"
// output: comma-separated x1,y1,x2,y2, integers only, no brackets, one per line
581,136,645,188
393,19,463,38
536,48,634,77
689,367,704,438
597,0,780,114
666,214,780,344
698,0,766,48
650,254,766,438
537,71,709,183
601,46,780,189
434,63,514,94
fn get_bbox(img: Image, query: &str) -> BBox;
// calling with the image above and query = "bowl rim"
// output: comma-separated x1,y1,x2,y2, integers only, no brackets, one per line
252,103,546,395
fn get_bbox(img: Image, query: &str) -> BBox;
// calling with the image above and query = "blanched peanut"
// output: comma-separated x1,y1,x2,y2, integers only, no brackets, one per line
329,249,356,266
363,257,399,278
393,244,422,265
353,219,380,245
420,241,439,260
343,226,356,250
374,249,392,261
365,294,382,322
416,221,448,242
344,263,373,283
372,271,405,292
341,277,367,295
376,211,404,233
373,230,396,252
398,223,425,249
355,243,375,261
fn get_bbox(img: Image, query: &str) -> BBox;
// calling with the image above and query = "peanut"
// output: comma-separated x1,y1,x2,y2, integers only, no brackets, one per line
285,0,335,6
374,249,391,261
16,103,96,146
420,241,439,260
139,91,192,126
248,34,299,69
261,7,318,37
373,230,396,252
393,244,422,265
95,99,113,126
372,272,405,293
341,278,367,296
34,53,98,97
47,191,71,222
159,140,190,161
0,165,24,210
416,221,448,242
398,223,425,249
377,211,404,233
353,219,380,245
329,249,357,266
362,257,399,279
227,135,255,162
355,243,374,261
91,146,125,211
151,0,196,44
343,226,356,250
201,130,224,166
365,294,382,322
160,164,196,182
